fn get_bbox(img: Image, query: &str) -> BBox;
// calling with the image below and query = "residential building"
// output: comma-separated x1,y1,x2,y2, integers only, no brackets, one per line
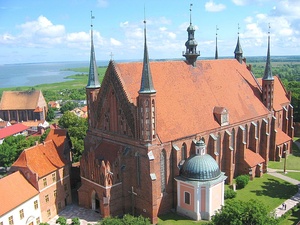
9,129,72,223
0,123,28,144
0,171,41,225
78,11,293,224
0,90,47,122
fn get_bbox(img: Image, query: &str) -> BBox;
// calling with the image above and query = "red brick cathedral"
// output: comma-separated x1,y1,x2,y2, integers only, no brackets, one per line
78,11,293,224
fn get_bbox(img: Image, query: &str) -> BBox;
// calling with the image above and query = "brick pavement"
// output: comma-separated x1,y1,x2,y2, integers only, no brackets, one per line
47,204,101,225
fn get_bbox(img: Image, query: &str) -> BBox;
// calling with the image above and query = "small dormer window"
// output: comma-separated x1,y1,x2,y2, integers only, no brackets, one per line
213,106,229,126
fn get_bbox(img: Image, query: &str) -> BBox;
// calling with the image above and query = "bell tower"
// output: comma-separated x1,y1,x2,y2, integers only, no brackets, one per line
182,4,200,66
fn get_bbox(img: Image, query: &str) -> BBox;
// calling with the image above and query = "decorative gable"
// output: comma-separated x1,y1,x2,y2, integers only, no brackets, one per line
95,62,136,138
213,106,229,126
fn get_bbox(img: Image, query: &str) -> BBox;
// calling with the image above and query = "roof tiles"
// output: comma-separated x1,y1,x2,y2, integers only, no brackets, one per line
115,59,270,142
12,139,67,178
0,123,28,139
0,171,38,216
0,90,44,110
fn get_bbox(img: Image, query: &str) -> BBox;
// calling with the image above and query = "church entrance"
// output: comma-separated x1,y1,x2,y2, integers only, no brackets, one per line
91,190,100,214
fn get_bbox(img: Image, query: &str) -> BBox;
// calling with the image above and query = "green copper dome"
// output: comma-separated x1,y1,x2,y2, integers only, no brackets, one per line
180,154,221,181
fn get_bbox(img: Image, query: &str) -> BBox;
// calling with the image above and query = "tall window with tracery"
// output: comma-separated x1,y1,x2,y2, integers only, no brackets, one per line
231,129,235,163
160,150,166,193
152,100,155,138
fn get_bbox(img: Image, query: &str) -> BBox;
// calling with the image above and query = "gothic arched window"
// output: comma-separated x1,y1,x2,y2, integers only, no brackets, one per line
160,150,167,193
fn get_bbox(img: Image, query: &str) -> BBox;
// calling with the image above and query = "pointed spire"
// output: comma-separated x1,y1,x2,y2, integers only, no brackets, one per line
263,24,274,80
139,18,156,94
87,11,100,89
215,25,219,59
183,4,200,66
234,24,243,63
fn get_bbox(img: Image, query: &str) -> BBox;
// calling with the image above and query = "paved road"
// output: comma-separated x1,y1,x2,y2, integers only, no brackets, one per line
268,168,300,218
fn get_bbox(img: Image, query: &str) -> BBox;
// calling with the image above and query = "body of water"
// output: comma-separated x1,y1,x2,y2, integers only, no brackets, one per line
0,61,109,88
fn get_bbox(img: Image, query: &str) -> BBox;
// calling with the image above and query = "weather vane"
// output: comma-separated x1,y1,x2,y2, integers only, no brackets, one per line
216,25,219,36
189,3,193,24
91,11,95,28
268,23,271,35
238,23,240,35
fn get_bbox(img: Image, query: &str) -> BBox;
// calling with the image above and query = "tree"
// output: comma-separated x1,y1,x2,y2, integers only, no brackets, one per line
60,101,78,113
0,135,40,168
235,175,250,189
46,107,55,121
99,214,150,225
71,217,80,225
59,111,88,162
211,199,278,225
56,216,67,225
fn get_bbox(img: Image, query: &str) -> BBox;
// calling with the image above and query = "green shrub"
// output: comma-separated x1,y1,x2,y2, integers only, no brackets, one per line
224,189,236,199
235,175,250,189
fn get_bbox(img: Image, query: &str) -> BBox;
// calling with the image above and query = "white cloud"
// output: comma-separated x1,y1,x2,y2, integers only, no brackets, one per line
205,0,226,12
120,21,129,28
97,0,108,8
19,15,65,38
240,0,300,51
110,38,122,46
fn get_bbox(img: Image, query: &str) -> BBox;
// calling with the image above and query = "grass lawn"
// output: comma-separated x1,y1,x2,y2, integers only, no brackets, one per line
279,172,300,181
232,174,298,211
158,212,209,225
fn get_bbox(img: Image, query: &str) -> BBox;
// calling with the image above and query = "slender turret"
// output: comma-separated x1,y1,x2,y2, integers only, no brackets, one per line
262,24,274,111
234,24,243,63
138,19,157,143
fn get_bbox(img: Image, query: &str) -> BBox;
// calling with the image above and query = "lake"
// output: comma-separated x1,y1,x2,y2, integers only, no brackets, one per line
0,61,109,88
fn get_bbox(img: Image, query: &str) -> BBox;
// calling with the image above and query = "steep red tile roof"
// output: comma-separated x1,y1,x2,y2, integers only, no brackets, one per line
11,140,67,178
257,76,290,111
114,60,270,142
0,171,38,216
0,123,28,139
45,129,68,155
244,149,265,167
0,90,45,110
81,106,88,112
276,128,292,145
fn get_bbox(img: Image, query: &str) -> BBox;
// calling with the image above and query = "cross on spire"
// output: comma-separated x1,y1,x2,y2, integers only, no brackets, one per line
110,52,114,60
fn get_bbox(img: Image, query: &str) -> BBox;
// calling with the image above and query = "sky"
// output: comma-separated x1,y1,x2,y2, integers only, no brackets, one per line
0,0,300,64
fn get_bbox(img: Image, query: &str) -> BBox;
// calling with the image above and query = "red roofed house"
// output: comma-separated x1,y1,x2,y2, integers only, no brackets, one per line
0,123,28,144
9,129,72,223
0,171,41,225
78,13,293,223
0,90,47,122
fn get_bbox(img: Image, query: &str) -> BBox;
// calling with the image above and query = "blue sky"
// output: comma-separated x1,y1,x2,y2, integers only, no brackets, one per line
1,0,300,64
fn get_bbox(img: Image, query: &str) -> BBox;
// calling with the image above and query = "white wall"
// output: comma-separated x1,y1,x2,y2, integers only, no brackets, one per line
0,195,42,225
